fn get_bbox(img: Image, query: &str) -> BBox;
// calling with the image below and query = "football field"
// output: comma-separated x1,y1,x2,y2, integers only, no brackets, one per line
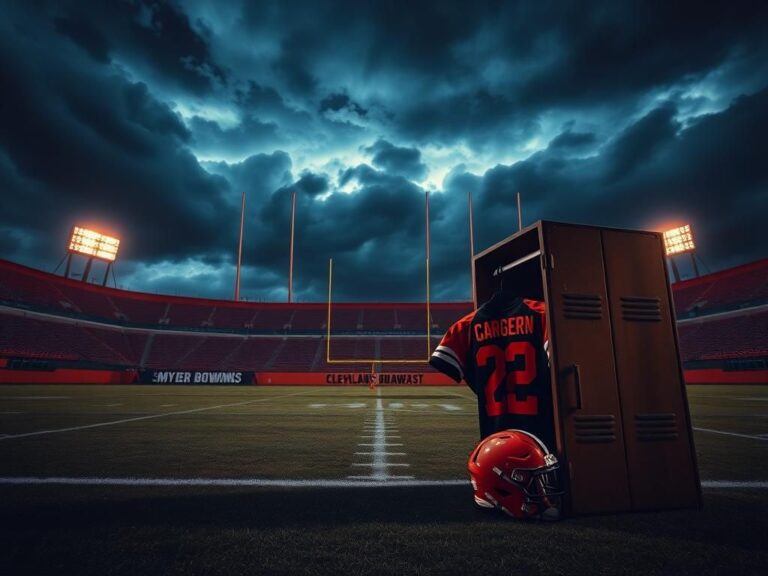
1,384,766,575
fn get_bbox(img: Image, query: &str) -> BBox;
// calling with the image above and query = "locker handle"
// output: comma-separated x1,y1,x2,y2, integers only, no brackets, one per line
573,364,582,410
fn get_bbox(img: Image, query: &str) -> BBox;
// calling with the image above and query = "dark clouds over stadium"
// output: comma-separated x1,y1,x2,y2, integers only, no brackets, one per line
1,1,766,301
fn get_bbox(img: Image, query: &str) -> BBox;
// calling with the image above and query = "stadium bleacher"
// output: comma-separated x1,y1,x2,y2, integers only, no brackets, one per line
678,310,768,362
109,293,169,325
673,258,767,316
208,305,258,330
0,257,765,377
288,307,327,331
268,338,322,371
165,301,215,328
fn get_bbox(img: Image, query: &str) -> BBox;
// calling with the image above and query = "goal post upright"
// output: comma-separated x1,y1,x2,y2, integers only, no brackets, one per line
234,191,245,301
426,256,431,360
326,258,333,365
468,190,476,308
325,193,432,366
288,190,296,303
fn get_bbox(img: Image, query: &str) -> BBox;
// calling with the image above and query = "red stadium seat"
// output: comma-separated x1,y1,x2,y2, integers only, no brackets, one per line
1,257,764,375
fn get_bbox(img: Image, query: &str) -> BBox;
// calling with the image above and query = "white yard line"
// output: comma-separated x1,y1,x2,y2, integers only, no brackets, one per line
371,389,390,480
1,396,71,400
693,427,768,441
0,476,465,487
700,481,768,489
352,463,410,467
348,388,413,480
0,477,764,489
0,390,313,442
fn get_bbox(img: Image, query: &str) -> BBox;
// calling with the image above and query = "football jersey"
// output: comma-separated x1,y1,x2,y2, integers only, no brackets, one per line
430,292,554,447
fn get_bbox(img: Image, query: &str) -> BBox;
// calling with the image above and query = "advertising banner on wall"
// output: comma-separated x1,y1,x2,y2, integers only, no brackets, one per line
139,370,255,385
255,372,458,386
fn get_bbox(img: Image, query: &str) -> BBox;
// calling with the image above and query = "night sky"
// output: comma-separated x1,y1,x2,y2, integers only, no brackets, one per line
1,0,766,302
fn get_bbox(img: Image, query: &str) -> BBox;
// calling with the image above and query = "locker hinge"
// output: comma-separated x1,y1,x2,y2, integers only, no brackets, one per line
541,252,555,270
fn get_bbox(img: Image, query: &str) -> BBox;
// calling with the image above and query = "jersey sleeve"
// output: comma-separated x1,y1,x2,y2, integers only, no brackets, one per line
523,298,549,361
429,311,475,383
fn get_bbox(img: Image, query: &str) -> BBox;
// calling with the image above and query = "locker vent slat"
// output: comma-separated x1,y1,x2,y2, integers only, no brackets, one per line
574,414,616,443
636,413,678,441
562,293,603,320
621,296,662,322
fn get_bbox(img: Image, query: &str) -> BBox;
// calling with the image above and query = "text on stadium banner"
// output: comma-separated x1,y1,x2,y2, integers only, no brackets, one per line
139,371,254,385
325,373,424,385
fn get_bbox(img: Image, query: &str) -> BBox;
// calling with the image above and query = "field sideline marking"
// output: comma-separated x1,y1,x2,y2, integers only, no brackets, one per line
0,477,765,489
693,427,768,441
0,390,314,442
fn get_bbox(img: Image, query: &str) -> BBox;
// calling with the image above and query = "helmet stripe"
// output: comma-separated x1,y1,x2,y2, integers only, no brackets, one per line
504,429,552,454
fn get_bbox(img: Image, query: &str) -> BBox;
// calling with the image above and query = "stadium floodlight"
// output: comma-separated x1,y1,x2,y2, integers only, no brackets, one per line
662,223,700,282
663,224,695,256
68,226,120,261
64,226,120,285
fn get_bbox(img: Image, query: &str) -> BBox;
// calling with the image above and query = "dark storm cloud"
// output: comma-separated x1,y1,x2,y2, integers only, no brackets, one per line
203,152,294,201
547,128,597,153
364,140,428,182
601,104,680,183
189,115,280,158
320,93,368,118
516,2,768,109
243,166,430,301
1,0,766,301
292,172,330,198
54,15,111,63
360,1,768,147
0,8,237,273
48,0,227,94
452,90,768,273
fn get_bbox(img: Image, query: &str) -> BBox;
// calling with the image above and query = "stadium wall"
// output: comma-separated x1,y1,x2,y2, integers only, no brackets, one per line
257,372,456,386
681,368,767,384
0,367,458,386
0,367,134,384
1,257,766,385
1,364,763,385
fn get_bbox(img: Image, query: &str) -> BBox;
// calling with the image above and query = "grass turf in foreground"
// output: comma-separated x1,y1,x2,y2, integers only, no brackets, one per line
1,485,766,576
1,384,766,574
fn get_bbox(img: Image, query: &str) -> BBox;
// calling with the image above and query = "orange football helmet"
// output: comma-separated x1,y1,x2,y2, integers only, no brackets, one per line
467,429,563,520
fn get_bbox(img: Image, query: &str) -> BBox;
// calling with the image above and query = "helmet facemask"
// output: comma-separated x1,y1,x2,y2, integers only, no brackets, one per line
491,452,563,519
468,430,564,521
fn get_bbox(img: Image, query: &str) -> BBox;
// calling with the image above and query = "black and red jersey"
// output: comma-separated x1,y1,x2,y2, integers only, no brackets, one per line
430,292,554,446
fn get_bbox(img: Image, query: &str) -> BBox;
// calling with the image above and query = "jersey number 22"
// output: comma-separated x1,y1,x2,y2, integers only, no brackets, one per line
476,342,538,417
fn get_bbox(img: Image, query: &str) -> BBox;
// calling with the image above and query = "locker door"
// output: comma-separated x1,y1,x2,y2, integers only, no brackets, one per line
543,223,632,514
602,230,701,510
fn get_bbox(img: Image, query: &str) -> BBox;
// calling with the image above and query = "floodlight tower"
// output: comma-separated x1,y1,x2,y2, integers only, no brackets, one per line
64,226,120,285
662,224,699,282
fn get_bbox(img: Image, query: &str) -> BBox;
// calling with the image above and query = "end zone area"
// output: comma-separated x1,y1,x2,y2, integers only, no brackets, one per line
1,385,766,575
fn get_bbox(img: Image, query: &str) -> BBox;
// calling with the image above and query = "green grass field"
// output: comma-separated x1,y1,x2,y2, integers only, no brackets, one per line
1,384,766,575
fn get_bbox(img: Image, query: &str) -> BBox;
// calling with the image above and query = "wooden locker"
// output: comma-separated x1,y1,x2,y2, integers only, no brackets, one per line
601,229,702,510
542,223,632,515
473,220,701,516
